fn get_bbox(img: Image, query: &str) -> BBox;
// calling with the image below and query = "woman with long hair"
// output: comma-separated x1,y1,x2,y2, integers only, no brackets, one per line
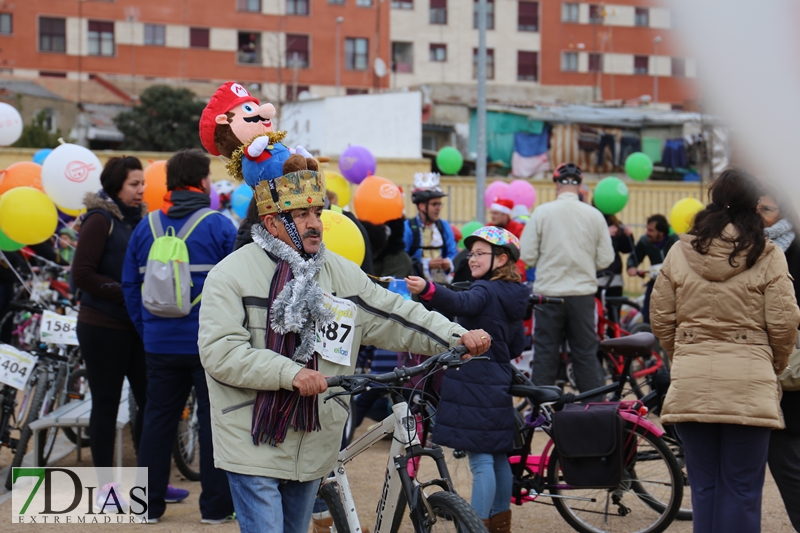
650,168,800,533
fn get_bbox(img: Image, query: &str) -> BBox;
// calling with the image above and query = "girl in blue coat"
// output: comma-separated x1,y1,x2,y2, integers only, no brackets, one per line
406,226,529,531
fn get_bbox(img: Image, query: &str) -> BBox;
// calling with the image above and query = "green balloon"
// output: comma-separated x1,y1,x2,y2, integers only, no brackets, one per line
0,228,24,252
436,147,464,175
625,152,653,181
458,221,483,250
594,177,629,215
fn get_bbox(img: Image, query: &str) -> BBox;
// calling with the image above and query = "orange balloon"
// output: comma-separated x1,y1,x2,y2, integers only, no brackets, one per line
143,160,168,212
0,162,43,194
353,175,404,225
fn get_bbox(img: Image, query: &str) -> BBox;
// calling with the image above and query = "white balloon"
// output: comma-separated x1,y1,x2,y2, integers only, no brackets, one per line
41,144,103,210
0,103,23,146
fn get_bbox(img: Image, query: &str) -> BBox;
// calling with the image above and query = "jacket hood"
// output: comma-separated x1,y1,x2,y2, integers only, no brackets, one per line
485,280,529,321
83,192,148,221
679,224,775,282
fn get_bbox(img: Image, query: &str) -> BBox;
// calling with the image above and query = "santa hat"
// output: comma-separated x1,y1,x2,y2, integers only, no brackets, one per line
199,82,260,156
490,197,514,215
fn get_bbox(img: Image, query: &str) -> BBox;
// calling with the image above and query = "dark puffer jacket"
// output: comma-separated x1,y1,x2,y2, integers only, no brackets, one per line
429,279,529,453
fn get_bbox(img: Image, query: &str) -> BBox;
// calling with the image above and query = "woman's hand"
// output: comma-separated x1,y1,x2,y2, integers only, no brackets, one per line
405,276,427,295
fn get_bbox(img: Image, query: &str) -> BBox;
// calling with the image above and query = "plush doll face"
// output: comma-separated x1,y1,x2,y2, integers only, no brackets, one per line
215,101,277,145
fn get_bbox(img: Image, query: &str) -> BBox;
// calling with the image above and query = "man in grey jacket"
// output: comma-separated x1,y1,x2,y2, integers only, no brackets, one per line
520,162,615,395
198,157,490,533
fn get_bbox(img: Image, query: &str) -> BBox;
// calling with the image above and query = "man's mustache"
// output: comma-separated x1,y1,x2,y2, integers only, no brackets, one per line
243,115,272,123
303,229,321,239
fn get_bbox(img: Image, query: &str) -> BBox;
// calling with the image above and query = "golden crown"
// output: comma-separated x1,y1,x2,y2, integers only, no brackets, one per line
254,170,326,216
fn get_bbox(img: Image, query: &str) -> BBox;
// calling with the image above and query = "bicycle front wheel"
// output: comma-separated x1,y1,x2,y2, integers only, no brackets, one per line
172,389,200,481
411,491,488,533
318,482,351,533
6,366,48,490
547,423,682,533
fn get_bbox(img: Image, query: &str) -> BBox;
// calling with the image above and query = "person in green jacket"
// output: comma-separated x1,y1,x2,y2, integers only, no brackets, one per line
198,154,491,533
627,214,680,323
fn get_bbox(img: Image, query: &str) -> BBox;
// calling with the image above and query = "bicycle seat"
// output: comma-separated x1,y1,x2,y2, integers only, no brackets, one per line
600,332,655,358
509,384,562,405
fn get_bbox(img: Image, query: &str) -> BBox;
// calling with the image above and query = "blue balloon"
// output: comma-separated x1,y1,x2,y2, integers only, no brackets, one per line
33,148,53,165
231,184,253,219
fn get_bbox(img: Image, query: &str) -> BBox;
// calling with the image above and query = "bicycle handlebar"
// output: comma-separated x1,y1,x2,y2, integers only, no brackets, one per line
8,300,44,314
530,295,564,306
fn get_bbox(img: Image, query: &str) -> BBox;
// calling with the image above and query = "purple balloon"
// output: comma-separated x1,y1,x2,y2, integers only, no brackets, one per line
339,145,376,185
210,185,220,210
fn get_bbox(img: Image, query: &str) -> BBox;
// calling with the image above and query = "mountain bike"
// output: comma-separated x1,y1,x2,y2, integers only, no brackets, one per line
320,346,489,533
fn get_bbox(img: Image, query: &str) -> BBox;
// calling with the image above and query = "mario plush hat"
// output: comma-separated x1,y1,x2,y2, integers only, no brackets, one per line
199,82,260,156
490,197,514,215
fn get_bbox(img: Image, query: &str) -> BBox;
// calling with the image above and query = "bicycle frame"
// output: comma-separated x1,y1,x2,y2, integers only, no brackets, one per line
323,400,455,533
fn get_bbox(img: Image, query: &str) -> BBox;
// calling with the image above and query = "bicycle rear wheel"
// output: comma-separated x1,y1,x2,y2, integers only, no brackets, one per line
37,364,68,466
412,491,487,533
547,423,682,533
62,368,90,447
172,388,200,481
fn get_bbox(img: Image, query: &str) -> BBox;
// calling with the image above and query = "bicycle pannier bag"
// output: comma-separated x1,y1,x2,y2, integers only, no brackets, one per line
142,209,215,318
552,403,624,489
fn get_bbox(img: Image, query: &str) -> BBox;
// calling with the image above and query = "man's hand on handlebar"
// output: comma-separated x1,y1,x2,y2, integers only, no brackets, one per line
458,329,492,357
292,368,328,396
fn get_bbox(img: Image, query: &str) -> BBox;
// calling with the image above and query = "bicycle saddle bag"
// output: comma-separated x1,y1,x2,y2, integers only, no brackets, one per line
552,403,624,489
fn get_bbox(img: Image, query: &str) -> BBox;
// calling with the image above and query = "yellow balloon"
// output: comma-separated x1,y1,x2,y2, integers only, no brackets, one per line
58,205,87,217
0,186,58,245
321,209,365,266
324,171,352,207
670,197,705,234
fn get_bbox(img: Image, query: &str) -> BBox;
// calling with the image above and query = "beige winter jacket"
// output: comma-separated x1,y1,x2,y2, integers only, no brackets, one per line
650,228,800,429
198,240,467,481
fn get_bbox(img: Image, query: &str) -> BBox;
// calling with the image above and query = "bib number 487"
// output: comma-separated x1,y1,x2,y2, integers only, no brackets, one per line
319,321,352,343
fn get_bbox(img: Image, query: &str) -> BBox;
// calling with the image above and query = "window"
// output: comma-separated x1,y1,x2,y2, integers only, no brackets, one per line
588,4,603,23
634,55,649,75
430,0,447,24
346,88,369,95
345,37,368,70
287,0,309,15
561,51,578,72
39,17,66,53
286,34,309,68
88,21,114,56
671,57,685,77
392,0,413,8
39,108,57,133
391,42,413,73
429,43,446,62
517,51,538,81
472,48,495,80
237,0,262,11
356,0,373,5
473,0,494,30
286,85,310,102
588,53,602,72
39,71,67,78
238,32,262,64
329,0,344,3
561,2,578,22
190,27,210,48
634,7,649,27
144,24,165,46
0,13,11,35
518,2,538,31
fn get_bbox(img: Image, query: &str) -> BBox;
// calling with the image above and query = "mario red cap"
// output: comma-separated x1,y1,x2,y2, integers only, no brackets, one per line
490,197,514,215
199,82,260,156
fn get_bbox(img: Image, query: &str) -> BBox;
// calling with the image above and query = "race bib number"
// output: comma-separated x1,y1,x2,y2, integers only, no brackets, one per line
0,345,37,390
314,293,357,366
40,310,79,346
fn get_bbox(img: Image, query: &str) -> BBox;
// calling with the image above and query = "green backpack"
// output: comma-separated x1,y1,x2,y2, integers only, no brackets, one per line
141,209,216,318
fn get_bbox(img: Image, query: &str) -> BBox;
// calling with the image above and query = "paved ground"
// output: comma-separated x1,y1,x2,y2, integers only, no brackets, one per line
0,423,794,532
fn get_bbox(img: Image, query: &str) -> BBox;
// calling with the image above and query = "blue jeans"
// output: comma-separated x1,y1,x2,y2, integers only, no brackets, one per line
227,473,321,533
467,451,512,519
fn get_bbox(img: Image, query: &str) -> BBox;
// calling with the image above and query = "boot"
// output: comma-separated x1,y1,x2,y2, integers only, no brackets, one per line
312,512,332,533
489,510,511,533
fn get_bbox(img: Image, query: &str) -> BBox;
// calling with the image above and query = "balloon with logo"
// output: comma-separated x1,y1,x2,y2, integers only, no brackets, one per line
142,160,168,212
505,179,536,209
459,220,483,249
324,170,351,207
484,181,510,209
436,147,464,175
339,145,376,185
0,187,58,245
321,209,365,265
0,162,43,194
625,152,654,182
353,176,404,225
0,229,24,252
593,177,630,215
231,183,253,220
41,143,103,211
33,148,53,165
670,197,705,234
0,103,23,146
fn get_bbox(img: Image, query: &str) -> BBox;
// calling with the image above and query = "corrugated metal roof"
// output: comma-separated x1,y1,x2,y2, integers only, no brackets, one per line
483,104,718,128
0,79,64,100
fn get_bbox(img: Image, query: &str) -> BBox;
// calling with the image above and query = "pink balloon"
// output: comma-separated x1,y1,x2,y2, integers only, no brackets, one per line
210,185,220,210
504,180,537,209
484,181,510,209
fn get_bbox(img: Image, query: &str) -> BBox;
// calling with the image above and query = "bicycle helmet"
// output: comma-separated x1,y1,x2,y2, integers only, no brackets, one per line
463,226,521,262
553,163,583,185
411,172,447,204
